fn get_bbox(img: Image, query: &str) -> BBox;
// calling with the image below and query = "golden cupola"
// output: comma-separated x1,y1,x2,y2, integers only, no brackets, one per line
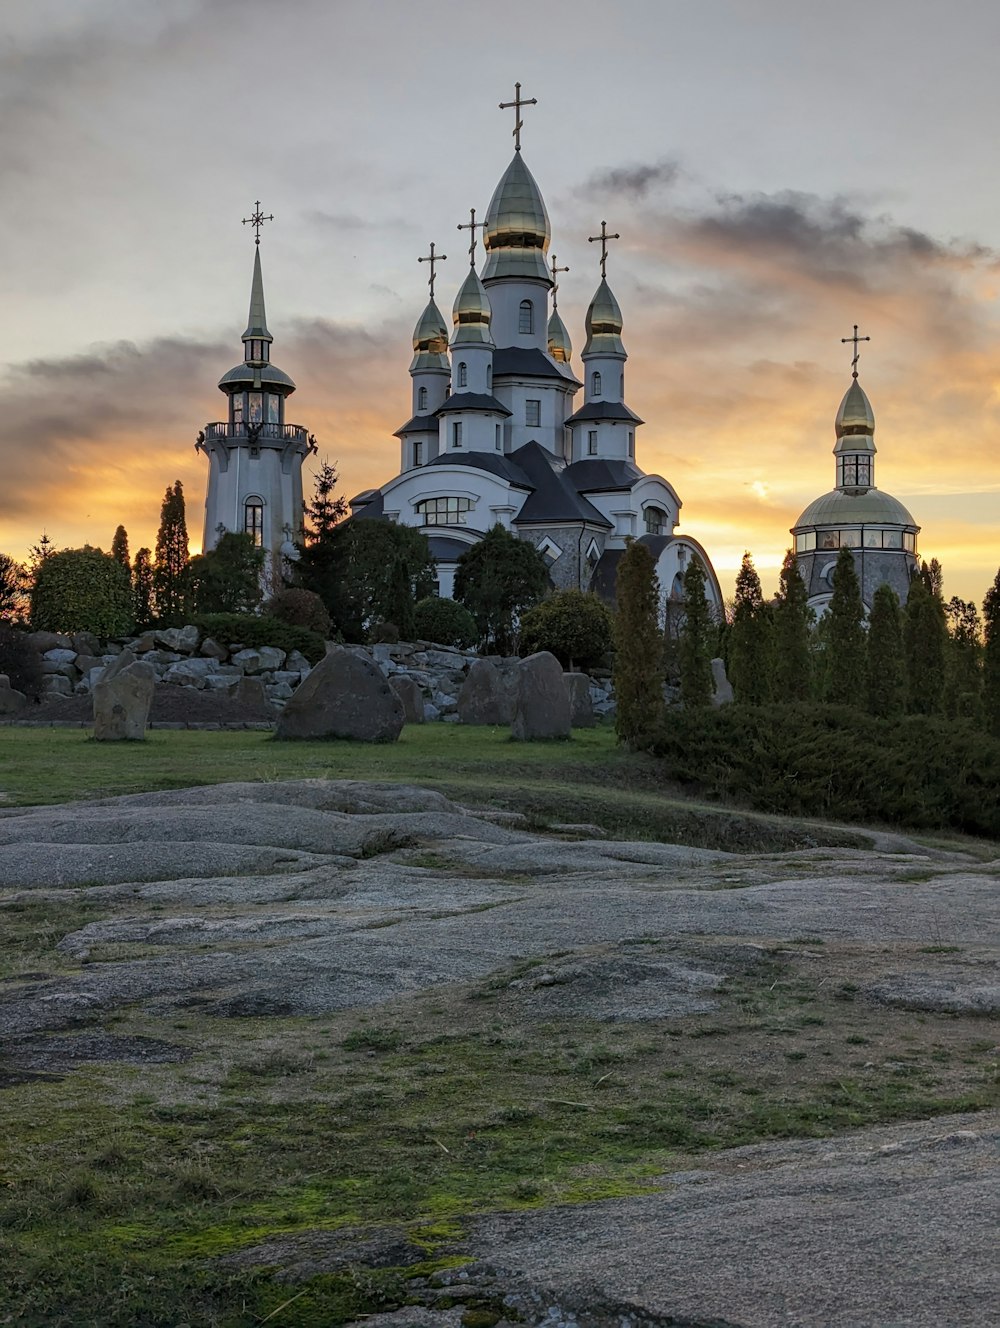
482,153,551,283
410,298,449,371
547,308,572,363
583,279,626,357
452,268,494,345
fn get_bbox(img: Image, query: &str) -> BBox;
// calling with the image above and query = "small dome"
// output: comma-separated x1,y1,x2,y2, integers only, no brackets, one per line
836,378,875,437
793,487,917,531
547,308,572,363
452,268,493,345
218,362,295,392
412,297,448,354
584,278,625,356
482,153,551,283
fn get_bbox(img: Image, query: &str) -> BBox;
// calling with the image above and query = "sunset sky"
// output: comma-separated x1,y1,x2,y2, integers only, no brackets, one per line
2,0,1000,605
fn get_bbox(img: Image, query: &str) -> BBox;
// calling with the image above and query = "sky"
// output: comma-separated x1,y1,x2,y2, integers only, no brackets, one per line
2,0,1000,604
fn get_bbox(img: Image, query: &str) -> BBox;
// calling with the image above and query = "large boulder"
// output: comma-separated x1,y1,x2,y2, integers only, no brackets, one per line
275,646,404,742
389,674,425,724
511,651,572,741
564,672,596,728
457,658,518,725
92,650,155,741
154,625,200,654
711,658,734,706
0,674,27,717
232,646,286,675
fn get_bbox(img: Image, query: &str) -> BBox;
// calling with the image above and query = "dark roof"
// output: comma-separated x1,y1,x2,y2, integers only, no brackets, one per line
565,457,643,493
509,441,612,529
351,490,385,519
427,535,474,562
434,392,511,417
393,413,439,437
425,451,531,487
565,399,643,426
588,534,677,601
493,346,581,386
218,362,296,391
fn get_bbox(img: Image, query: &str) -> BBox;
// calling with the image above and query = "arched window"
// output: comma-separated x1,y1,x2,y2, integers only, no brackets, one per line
518,300,533,335
486,365,492,391
644,506,667,536
592,371,602,396
418,386,428,412
458,361,468,388
416,497,473,526
244,497,264,547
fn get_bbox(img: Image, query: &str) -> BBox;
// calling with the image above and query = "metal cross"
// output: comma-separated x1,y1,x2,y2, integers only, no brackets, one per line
457,207,486,266
550,254,569,309
588,220,621,278
417,241,447,297
841,323,871,379
499,80,537,152
242,201,274,246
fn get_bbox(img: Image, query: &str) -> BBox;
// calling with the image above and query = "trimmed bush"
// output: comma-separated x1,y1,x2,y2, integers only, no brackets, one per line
413,597,478,649
0,624,43,700
193,614,325,663
30,547,134,638
519,590,613,670
266,588,332,638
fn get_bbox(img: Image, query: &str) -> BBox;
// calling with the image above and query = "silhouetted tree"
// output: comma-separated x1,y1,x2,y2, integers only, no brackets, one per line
111,525,130,570
187,532,265,616
454,525,549,653
823,547,866,705
132,548,154,631
678,556,714,708
866,584,905,718
728,551,773,704
944,596,982,720
904,567,947,714
613,538,664,747
153,481,190,625
773,548,813,702
981,568,1000,736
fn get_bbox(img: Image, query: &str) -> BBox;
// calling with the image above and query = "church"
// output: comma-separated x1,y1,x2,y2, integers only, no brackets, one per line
346,85,724,612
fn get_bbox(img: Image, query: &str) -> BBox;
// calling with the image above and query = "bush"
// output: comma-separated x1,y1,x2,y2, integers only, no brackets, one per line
519,590,613,670
413,597,478,649
266,588,332,638
0,624,43,700
30,547,134,638
193,614,325,663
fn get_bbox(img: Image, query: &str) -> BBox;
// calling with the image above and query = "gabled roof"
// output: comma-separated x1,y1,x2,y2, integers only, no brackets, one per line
493,346,580,386
510,441,612,529
565,457,643,493
434,392,512,416
565,399,643,426
393,413,439,437
351,490,385,520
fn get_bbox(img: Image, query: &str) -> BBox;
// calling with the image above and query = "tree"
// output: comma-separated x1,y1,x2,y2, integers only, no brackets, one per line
265,588,332,638
0,553,28,622
453,525,549,654
413,597,478,649
613,538,664,747
153,480,190,625
30,547,134,638
773,549,813,702
27,533,56,574
904,566,947,715
304,459,348,542
823,547,866,705
944,596,982,720
866,584,905,718
519,590,614,670
728,551,773,704
383,555,417,639
132,548,154,631
320,521,436,642
111,525,130,570
983,568,1000,736
187,532,264,616
677,556,714,707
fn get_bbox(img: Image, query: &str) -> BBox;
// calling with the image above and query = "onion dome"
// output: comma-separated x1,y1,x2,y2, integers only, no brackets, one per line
836,378,876,438
410,297,449,371
482,154,551,283
547,308,572,363
452,268,494,345
583,278,625,356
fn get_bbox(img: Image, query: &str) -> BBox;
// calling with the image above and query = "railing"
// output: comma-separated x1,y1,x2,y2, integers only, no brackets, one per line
202,422,310,444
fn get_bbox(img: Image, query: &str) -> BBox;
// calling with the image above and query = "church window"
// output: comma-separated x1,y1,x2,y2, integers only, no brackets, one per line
883,529,903,549
586,539,601,571
840,530,861,547
248,393,263,425
644,506,667,536
495,423,502,450
592,371,602,396
414,440,424,467
244,498,264,547
628,431,635,457
418,386,428,412
458,361,468,388
452,422,463,448
417,496,473,526
588,430,598,455
487,365,492,390
839,456,871,487
903,532,916,552
820,531,840,550
519,300,533,335
795,532,817,553
538,537,561,565
232,395,244,425
267,394,280,425
525,399,540,427
620,372,624,397
864,529,882,548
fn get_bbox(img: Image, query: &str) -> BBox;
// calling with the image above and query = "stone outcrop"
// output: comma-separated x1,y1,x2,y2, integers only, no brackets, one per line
275,646,404,742
564,672,595,728
511,651,572,741
0,674,27,717
92,650,155,741
388,675,424,724
457,658,518,725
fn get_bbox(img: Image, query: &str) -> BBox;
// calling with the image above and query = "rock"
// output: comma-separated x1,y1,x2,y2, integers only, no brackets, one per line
199,637,228,661
233,677,272,712
145,650,182,667
711,657,734,706
164,659,220,688
232,646,286,675
27,631,71,652
457,658,518,725
275,646,404,742
510,652,572,741
41,659,78,679
285,650,311,674
74,654,105,676
267,681,295,701
389,675,425,724
71,631,101,657
423,702,441,722
92,651,155,741
564,673,595,728
203,675,239,693
43,648,78,666
154,625,200,654
0,676,27,715
41,675,72,697
130,632,157,653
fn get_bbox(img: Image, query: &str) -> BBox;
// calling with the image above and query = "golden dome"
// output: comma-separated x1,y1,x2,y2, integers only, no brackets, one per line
583,278,625,356
835,378,875,437
482,153,551,283
412,298,448,354
547,308,572,363
452,268,493,345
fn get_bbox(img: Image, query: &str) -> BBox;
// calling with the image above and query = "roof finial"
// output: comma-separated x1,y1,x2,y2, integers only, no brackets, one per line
588,220,621,279
499,80,537,152
841,323,871,380
457,207,486,266
550,254,569,310
418,241,447,298
242,200,274,246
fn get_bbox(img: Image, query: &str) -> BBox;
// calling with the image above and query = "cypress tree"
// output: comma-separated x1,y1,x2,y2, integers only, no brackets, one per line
904,565,947,714
678,555,714,707
823,546,866,705
944,596,982,720
153,480,190,625
981,568,1000,736
132,548,154,631
613,539,664,747
111,525,130,570
773,548,813,701
866,584,905,718
728,551,773,704
385,557,417,640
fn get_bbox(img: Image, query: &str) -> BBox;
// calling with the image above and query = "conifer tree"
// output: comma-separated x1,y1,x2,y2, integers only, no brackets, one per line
111,525,130,570
132,548,154,631
866,584,905,718
823,547,866,705
27,533,56,573
728,551,773,704
904,565,947,714
384,557,417,639
303,459,348,542
678,555,714,707
773,548,813,702
981,568,1000,736
153,480,190,625
613,538,664,747
944,596,982,720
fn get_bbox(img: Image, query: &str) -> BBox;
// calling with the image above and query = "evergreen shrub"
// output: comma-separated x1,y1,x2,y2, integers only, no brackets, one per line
0,624,43,700
413,597,478,649
265,588,332,638
193,614,325,663
519,590,613,669
30,547,134,638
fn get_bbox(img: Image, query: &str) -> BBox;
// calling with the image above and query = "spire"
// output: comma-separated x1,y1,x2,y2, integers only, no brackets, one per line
583,278,625,357
482,153,551,283
452,268,493,345
242,246,272,345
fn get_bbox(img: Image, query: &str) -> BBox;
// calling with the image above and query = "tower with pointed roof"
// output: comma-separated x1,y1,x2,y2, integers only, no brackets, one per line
196,227,316,577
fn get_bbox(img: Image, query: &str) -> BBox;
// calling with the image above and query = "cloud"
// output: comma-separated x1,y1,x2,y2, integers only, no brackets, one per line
581,160,682,201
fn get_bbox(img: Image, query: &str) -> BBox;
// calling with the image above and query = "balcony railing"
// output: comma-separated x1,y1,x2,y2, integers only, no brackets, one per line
203,422,310,444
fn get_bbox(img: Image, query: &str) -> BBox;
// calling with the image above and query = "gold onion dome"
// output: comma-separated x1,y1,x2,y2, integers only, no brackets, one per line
547,308,572,363
410,298,449,370
482,153,551,283
835,378,876,438
452,268,493,345
584,278,625,356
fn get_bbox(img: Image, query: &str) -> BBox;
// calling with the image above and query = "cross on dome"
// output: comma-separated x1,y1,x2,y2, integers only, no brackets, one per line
417,241,447,297
499,80,537,152
242,201,274,246
457,208,486,266
588,220,620,278
841,323,871,379
550,254,569,309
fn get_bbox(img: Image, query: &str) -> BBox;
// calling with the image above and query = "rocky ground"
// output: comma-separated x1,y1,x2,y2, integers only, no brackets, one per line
0,779,997,1326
